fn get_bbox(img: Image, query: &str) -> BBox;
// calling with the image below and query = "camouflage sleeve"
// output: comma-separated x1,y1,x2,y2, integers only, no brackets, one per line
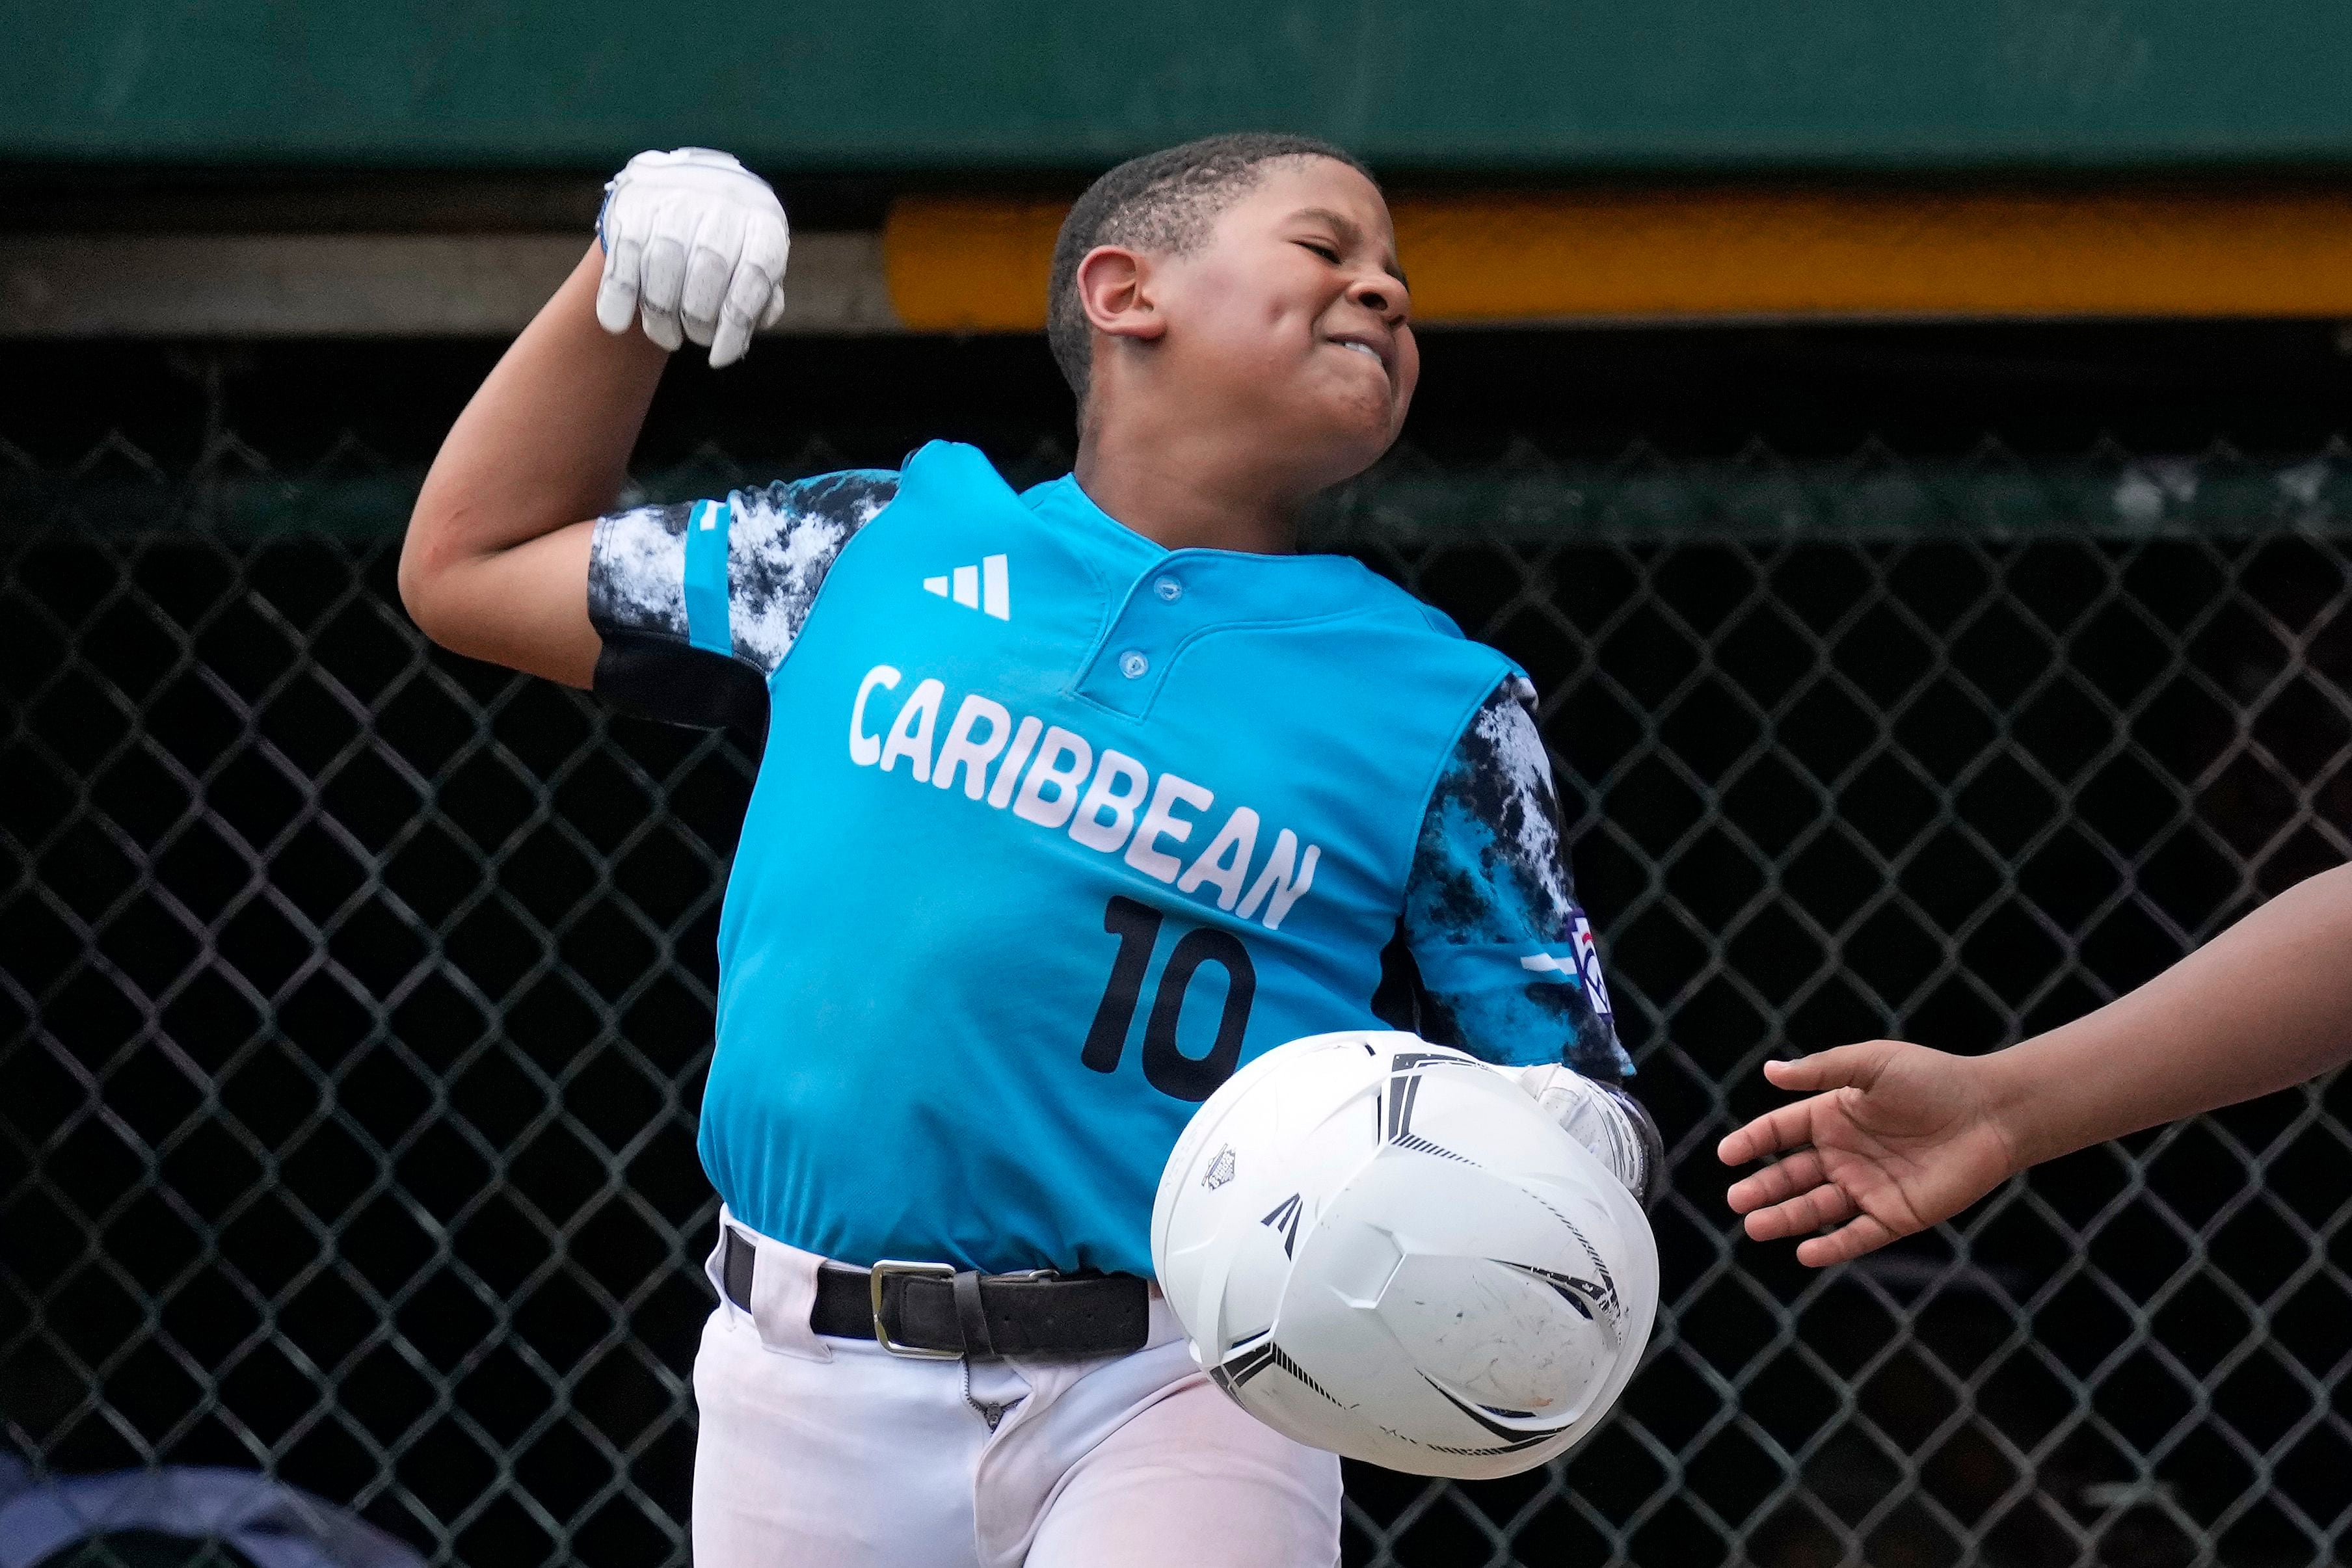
586,470,898,739
1396,675,1631,1078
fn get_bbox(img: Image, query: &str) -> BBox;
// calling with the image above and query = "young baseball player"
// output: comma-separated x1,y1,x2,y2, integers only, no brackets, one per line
401,135,1659,1567
1721,862,2352,1266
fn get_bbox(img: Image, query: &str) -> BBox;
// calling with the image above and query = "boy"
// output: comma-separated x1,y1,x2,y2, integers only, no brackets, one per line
401,135,1657,1567
1722,861,2352,1266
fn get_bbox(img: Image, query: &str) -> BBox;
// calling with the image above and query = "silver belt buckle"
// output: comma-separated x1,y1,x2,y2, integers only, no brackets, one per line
868,1260,960,1359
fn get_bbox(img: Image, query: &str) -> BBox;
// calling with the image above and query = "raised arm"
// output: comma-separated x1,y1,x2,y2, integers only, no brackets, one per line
399,149,789,685
1721,861,2352,1264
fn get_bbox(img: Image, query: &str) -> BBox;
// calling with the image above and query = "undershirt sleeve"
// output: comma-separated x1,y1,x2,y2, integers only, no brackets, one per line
585,470,899,743
1391,675,1633,1079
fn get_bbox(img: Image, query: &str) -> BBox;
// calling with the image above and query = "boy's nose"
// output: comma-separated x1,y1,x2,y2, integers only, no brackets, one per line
1350,275,1408,322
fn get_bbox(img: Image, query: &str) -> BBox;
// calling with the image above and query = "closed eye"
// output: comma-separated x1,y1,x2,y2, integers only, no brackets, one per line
1296,241,1341,263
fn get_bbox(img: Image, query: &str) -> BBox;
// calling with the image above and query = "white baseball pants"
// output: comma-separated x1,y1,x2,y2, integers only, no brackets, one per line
691,1214,1342,1568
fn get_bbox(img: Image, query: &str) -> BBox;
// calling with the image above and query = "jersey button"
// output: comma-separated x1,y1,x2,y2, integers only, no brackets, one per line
1153,575,1184,602
1119,650,1149,679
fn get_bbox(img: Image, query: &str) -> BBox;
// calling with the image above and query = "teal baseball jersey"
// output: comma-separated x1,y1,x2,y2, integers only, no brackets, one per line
589,442,1628,1275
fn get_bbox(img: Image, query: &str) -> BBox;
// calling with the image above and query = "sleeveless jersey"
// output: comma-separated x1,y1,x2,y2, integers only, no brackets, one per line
588,442,1627,1275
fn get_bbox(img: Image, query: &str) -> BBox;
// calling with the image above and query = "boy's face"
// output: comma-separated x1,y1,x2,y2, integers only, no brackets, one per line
1147,158,1417,490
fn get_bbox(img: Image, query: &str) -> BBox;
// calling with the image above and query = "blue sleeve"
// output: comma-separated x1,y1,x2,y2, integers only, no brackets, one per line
1398,676,1632,1078
587,470,898,735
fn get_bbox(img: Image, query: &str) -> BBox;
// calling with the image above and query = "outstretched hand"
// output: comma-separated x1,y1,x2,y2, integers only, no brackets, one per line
1717,1040,2022,1266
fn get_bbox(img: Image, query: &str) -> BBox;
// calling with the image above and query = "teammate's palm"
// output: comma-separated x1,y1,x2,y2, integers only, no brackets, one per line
1717,1040,2020,1266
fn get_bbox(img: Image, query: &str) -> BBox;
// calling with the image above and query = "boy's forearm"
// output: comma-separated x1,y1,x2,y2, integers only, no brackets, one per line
405,244,668,583
1983,863,2352,1169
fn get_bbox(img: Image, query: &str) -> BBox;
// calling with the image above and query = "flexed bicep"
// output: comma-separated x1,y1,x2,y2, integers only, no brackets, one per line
402,516,602,687
402,240,665,685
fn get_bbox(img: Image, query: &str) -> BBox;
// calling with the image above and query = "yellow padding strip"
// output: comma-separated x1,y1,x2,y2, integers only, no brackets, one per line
1395,190,2352,320
886,188,2352,331
884,197,1067,333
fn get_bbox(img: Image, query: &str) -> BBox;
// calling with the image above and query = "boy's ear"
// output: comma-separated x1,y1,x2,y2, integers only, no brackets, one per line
1075,245,1166,342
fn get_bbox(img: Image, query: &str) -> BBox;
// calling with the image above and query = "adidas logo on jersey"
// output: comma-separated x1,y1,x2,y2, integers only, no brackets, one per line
922,554,1011,620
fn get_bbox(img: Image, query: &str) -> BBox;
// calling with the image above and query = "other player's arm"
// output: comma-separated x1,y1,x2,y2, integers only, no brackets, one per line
1397,676,1661,1202
399,149,788,684
1720,860,2352,1266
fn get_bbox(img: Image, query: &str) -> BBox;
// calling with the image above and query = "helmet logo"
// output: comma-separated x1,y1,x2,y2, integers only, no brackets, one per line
1261,1193,1304,1257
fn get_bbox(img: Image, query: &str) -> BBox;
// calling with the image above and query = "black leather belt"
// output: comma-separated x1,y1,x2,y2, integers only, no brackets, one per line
721,1227,1149,1359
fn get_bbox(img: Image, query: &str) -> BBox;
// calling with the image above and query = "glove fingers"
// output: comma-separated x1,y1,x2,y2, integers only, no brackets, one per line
708,318,753,369
594,213,643,336
637,213,689,351
743,222,792,329
709,221,790,364
708,284,764,369
680,207,744,348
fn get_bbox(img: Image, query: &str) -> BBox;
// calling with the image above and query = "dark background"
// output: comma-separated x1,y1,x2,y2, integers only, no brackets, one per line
10,321,2352,473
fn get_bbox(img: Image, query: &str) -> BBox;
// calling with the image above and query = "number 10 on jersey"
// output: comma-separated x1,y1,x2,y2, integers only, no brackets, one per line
1082,896,1257,1102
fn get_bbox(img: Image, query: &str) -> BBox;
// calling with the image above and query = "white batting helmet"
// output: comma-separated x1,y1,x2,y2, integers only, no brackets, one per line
1151,1031,1659,1479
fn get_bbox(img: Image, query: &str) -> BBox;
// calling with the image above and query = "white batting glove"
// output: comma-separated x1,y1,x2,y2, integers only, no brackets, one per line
1513,1063,1663,1207
595,148,789,367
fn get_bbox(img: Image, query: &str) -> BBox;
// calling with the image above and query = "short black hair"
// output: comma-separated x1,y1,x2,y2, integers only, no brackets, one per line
1046,132,1377,408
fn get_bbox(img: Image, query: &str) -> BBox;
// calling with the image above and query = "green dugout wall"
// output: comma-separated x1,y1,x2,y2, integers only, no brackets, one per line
8,0,2352,171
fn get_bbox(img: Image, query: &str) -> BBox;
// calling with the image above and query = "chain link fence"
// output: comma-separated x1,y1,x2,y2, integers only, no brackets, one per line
4,427,2349,1568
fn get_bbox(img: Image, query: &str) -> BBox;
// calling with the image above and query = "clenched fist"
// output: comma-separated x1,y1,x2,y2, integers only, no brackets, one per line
595,148,790,367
